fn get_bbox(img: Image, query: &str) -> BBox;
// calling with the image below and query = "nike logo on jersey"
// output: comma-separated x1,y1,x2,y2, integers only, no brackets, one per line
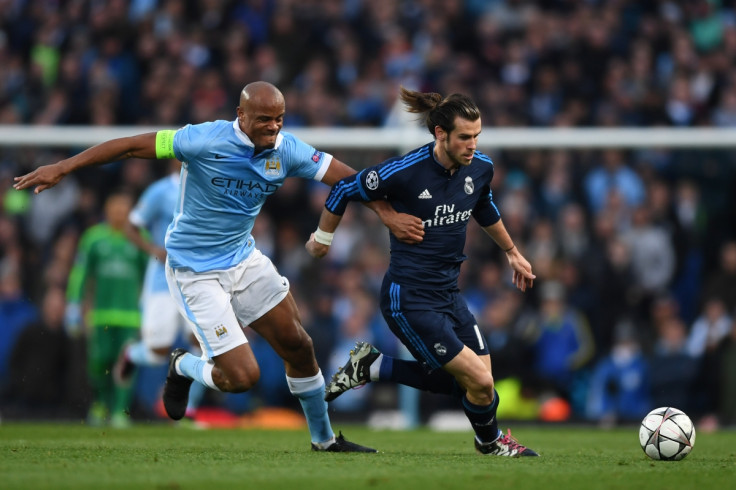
418,189,432,199
214,154,227,159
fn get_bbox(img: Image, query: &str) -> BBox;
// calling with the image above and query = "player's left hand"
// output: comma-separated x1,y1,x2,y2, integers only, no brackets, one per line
305,234,330,258
506,248,535,292
385,212,424,244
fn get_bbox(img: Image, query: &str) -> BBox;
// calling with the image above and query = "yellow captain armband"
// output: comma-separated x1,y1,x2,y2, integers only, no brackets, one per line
155,130,177,159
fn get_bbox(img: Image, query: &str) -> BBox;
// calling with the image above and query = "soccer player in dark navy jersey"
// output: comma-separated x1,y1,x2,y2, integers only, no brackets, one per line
307,87,539,457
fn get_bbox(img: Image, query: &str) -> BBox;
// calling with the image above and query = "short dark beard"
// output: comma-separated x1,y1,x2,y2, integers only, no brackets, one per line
444,141,466,171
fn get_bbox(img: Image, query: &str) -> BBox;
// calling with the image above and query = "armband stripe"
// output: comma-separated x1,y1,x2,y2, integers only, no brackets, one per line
155,130,177,159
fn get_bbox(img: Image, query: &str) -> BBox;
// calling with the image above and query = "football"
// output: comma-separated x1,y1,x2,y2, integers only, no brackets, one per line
639,407,696,461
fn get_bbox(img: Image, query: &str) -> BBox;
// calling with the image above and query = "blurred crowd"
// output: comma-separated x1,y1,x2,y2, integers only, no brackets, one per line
2,0,736,428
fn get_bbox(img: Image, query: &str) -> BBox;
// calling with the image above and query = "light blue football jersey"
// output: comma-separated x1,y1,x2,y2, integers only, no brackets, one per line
129,173,180,293
166,120,332,272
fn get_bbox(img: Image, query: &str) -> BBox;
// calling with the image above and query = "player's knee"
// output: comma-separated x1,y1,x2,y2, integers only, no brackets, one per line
227,367,260,393
217,361,260,393
296,331,314,354
280,324,314,356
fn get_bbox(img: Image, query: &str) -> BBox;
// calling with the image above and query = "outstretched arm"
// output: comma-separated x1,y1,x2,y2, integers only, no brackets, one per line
14,132,159,194
321,157,424,244
482,220,536,292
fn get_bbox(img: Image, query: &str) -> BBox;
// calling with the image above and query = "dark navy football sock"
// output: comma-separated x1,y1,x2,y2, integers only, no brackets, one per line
462,389,500,444
380,357,460,395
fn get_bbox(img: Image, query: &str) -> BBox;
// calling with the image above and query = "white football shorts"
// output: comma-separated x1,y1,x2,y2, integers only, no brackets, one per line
140,291,194,349
165,248,290,359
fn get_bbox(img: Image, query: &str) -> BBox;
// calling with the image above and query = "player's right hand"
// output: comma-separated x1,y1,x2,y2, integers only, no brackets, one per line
305,234,330,258
388,212,424,244
13,163,66,194
506,249,535,292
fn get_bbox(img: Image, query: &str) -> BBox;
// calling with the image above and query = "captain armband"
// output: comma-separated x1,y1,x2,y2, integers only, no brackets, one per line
155,130,177,159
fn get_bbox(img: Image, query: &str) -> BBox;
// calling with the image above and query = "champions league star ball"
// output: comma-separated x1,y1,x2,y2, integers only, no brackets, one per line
639,407,696,461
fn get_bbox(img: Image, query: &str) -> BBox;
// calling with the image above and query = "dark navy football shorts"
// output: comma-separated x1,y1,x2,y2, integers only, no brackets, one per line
379,276,489,372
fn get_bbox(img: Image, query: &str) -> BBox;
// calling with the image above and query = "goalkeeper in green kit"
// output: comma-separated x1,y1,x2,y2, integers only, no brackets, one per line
65,188,149,427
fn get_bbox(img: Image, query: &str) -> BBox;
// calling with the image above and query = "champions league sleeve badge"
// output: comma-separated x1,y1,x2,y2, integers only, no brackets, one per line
365,170,380,190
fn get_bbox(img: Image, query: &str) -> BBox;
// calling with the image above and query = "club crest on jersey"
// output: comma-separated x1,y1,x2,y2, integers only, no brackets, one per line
264,159,282,176
365,170,379,190
464,176,474,194
214,324,228,339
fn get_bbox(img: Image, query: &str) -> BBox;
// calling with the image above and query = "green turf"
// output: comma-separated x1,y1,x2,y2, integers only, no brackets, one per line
1,423,734,489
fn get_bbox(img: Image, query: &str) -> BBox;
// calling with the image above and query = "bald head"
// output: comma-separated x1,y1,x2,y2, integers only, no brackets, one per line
239,81,284,108
236,81,286,151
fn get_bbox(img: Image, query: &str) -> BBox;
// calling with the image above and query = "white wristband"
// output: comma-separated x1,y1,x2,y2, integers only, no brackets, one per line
314,227,334,246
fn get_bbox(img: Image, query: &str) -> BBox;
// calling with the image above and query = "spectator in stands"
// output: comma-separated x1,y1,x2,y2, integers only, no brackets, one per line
649,316,698,414
582,214,637,358
687,297,732,422
701,240,736,308
586,319,651,425
584,149,646,215
521,280,595,407
714,319,736,426
463,261,504,319
537,150,575,221
687,298,732,358
556,204,590,262
0,260,39,392
481,287,532,385
3,285,71,418
622,205,676,324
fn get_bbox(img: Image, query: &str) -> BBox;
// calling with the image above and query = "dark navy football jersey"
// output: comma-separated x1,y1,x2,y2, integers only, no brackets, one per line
325,142,501,289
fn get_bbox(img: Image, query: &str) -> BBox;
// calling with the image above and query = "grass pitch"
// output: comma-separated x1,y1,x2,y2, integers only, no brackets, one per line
1,423,734,490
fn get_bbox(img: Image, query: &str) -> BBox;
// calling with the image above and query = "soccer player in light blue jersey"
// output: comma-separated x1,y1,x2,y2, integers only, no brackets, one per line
14,81,424,452
307,87,539,456
112,160,207,420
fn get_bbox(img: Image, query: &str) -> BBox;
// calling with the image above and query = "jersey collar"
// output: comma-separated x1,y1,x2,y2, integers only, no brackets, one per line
429,141,454,175
232,120,284,150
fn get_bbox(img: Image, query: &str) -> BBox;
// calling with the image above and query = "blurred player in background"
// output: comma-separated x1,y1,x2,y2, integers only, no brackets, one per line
15,81,423,451
66,188,148,427
307,87,539,457
113,160,207,420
